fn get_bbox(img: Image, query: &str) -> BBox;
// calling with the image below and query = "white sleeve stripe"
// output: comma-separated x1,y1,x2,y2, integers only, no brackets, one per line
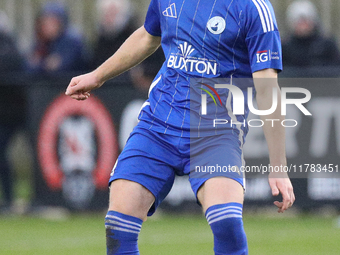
251,0,267,33
255,0,271,32
259,0,274,31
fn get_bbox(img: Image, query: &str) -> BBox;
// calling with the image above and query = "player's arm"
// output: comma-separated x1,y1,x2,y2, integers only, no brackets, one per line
253,68,295,213
66,26,161,100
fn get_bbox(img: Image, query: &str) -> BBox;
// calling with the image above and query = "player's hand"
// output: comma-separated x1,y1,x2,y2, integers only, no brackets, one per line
268,172,295,213
65,71,104,101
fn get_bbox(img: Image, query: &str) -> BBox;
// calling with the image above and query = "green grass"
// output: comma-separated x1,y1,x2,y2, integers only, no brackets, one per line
244,216,340,255
0,213,339,255
0,215,105,255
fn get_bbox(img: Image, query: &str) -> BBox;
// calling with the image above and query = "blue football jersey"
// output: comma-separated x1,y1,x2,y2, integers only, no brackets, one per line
138,0,282,140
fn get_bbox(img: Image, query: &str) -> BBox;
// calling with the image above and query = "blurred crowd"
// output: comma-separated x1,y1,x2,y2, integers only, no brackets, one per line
0,0,165,87
1,0,340,78
282,0,340,67
0,0,340,211
0,0,164,213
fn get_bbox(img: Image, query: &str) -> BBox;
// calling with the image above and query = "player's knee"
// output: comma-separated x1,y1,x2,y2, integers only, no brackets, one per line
210,216,246,245
206,203,248,255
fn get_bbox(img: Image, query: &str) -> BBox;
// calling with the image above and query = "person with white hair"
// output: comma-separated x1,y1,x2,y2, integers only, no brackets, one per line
283,0,340,67
92,0,137,69
0,10,12,34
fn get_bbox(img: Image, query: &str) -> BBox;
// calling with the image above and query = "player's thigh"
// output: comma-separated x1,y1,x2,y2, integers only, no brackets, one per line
108,127,178,220
109,179,155,221
197,177,244,213
189,134,245,213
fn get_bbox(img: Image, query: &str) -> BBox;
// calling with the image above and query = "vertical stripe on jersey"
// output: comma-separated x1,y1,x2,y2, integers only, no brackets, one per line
182,0,200,136
198,0,218,136
175,0,186,42
213,0,235,136
164,73,180,134
180,86,190,137
201,0,218,55
231,11,243,73
217,0,234,62
163,0,187,134
148,0,171,131
188,0,200,44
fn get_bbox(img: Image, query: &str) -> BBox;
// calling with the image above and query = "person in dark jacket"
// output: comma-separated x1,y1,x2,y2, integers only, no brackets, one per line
0,33,23,72
26,2,87,73
92,0,137,69
282,0,340,67
129,48,165,94
0,10,24,213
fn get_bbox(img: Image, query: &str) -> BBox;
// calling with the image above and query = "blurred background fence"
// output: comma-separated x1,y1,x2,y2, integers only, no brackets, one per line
1,0,340,53
1,71,340,213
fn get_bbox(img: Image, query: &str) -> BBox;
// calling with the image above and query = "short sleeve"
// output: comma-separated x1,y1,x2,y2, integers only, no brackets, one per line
244,0,282,73
144,0,162,37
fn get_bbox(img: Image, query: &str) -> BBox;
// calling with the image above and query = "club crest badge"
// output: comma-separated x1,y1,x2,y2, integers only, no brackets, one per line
207,16,226,35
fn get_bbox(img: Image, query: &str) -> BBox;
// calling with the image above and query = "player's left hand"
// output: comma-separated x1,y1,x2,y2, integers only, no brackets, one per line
268,172,295,213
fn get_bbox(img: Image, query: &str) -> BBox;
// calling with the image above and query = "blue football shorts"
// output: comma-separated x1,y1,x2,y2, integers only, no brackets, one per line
109,125,245,216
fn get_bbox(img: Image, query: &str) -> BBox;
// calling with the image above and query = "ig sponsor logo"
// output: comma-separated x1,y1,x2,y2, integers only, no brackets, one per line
256,50,269,63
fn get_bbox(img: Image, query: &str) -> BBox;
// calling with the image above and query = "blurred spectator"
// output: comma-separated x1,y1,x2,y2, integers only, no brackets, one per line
0,10,24,213
282,0,340,67
130,48,165,94
26,1,88,73
0,10,23,72
92,0,137,69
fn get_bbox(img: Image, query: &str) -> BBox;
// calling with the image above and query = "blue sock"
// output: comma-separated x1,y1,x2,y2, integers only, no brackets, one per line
105,211,143,255
206,203,248,255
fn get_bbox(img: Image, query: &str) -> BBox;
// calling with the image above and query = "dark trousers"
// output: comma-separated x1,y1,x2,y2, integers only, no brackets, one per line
0,125,15,205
